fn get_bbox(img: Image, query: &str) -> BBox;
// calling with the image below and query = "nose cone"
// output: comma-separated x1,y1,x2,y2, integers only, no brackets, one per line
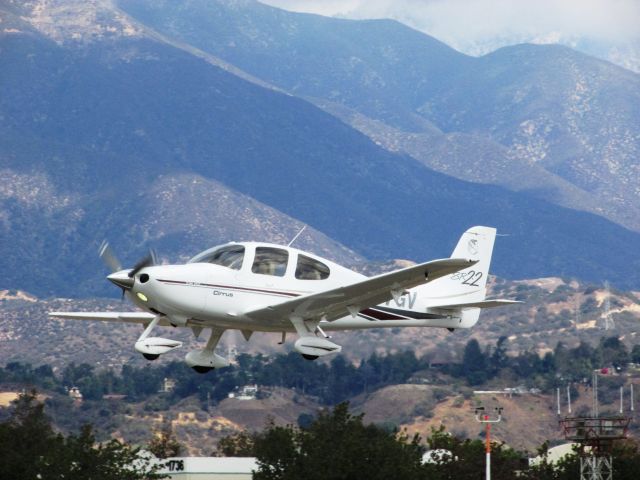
107,270,135,289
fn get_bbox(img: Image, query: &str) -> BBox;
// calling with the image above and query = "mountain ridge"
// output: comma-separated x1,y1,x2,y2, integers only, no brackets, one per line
2,0,640,296
116,0,640,232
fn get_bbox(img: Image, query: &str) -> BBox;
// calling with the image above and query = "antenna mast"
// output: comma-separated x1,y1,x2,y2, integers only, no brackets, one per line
288,225,307,247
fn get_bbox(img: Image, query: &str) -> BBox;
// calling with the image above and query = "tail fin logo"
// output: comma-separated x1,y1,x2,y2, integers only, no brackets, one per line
467,238,479,256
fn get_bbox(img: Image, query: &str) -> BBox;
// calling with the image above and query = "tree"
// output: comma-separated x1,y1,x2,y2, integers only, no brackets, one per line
462,339,488,385
424,425,524,480
148,420,183,459
632,344,640,364
216,430,256,456
253,403,426,480
0,390,57,479
489,336,509,375
0,391,159,479
598,336,629,369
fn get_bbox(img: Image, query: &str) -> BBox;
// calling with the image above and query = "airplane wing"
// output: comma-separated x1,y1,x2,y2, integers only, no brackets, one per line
48,311,162,325
244,257,476,323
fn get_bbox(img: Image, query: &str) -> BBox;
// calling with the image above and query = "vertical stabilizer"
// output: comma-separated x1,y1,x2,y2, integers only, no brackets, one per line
417,226,496,306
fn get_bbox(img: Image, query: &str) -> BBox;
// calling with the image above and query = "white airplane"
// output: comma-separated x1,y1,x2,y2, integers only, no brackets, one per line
50,226,518,373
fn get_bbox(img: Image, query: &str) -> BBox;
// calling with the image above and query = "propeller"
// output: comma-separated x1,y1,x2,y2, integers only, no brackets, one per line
128,248,158,278
99,240,158,298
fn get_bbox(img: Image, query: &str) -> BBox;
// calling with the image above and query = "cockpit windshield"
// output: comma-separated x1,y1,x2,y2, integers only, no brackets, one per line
193,245,245,270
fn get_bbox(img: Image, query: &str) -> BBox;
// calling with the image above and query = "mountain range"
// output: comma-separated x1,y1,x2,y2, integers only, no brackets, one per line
121,0,640,232
1,0,640,297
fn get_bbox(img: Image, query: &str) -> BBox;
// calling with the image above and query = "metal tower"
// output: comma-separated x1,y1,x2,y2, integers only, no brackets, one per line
602,281,615,330
559,371,631,480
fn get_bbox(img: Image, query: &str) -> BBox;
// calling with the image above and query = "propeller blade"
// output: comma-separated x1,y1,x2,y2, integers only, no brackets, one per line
150,248,158,267
98,240,122,273
128,251,155,278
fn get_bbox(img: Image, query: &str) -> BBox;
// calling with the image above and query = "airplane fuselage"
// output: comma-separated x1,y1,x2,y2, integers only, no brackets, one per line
125,242,473,333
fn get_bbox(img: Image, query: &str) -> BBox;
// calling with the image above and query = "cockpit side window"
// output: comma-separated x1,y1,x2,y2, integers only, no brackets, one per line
199,245,245,270
251,247,289,277
295,254,330,280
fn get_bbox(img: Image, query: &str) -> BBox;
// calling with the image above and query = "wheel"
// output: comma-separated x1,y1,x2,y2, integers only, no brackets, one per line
302,354,318,361
143,353,159,361
192,366,214,374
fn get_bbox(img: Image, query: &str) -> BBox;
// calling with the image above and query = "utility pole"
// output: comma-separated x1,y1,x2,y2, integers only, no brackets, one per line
475,407,503,480
593,371,599,418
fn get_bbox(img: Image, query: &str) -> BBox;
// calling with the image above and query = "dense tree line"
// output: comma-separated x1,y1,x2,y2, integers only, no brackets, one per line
452,336,640,387
2,336,639,409
4,391,640,479
218,403,640,479
0,350,426,405
0,391,160,479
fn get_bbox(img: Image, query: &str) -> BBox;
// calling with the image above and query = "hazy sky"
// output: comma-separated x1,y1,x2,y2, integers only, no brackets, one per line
260,0,640,68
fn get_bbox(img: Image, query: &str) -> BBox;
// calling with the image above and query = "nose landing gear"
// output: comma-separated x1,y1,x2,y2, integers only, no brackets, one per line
134,316,182,360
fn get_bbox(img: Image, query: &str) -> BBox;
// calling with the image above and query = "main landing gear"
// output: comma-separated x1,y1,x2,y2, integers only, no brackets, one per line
192,366,214,374
185,327,230,374
290,317,342,361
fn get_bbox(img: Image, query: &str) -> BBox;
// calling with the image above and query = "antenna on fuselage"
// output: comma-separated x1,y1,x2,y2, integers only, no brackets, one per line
288,225,307,247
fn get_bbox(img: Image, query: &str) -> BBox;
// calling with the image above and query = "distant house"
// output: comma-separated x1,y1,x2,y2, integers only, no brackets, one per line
68,386,83,404
161,377,176,393
427,351,456,368
228,385,258,400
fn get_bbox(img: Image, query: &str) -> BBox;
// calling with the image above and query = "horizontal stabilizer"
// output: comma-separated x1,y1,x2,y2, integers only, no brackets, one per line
435,299,523,310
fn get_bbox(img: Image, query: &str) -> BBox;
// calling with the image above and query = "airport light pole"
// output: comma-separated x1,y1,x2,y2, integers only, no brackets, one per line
475,407,503,480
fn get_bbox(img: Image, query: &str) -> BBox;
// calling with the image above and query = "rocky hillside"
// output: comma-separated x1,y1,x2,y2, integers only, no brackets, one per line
2,0,640,296
119,0,640,233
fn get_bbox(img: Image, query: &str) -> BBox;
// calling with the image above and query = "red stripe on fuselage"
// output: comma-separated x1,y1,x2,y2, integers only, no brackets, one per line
156,279,301,298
